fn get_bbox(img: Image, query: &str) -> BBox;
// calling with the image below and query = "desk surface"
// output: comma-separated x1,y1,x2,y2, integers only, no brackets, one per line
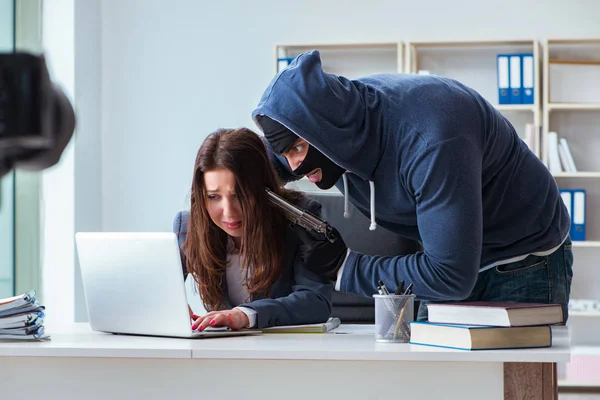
0,323,570,363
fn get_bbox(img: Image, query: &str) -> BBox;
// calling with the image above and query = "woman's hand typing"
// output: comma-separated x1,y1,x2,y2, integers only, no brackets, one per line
191,309,250,331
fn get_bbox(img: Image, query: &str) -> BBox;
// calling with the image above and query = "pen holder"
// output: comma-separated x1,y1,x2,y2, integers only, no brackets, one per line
373,294,415,343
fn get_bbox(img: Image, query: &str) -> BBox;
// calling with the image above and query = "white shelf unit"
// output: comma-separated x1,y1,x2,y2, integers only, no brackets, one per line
543,40,600,328
274,41,405,194
558,345,600,393
572,241,600,248
543,38,600,166
404,40,542,143
274,41,404,77
554,172,600,178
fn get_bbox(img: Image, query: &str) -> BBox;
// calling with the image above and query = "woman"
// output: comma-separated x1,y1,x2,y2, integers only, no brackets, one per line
174,128,338,331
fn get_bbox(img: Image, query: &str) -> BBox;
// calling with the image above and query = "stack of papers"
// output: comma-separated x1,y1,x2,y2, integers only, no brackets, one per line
0,289,48,340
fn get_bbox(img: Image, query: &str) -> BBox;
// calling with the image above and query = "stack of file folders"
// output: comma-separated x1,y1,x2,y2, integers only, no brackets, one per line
0,289,48,340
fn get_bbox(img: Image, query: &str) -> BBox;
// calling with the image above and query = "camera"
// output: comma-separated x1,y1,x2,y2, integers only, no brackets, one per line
0,52,75,178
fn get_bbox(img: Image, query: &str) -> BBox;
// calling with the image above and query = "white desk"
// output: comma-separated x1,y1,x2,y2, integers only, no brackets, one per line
0,324,569,400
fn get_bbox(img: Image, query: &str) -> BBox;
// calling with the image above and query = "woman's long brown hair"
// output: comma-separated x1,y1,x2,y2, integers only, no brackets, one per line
183,128,302,310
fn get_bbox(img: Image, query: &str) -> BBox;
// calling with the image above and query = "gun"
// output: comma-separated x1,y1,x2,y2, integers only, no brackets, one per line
265,188,338,243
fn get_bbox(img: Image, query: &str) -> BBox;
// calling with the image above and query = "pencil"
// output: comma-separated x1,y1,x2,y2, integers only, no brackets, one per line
393,298,409,341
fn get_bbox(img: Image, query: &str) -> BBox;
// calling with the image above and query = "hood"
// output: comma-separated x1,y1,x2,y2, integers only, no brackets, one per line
252,50,387,182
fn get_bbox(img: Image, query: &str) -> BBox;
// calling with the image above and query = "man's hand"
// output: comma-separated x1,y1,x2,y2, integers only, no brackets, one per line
191,309,250,331
292,224,348,281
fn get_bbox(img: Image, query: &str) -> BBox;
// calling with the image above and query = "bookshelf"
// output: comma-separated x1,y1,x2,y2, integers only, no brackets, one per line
274,41,405,194
405,39,542,142
543,39,600,317
274,41,404,77
271,38,600,391
543,38,600,165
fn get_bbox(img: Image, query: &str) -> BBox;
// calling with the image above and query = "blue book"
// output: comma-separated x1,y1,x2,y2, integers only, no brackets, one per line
409,322,552,351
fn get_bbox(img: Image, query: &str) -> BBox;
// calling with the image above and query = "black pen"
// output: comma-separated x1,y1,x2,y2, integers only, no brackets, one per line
403,283,413,296
378,280,390,295
394,280,405,295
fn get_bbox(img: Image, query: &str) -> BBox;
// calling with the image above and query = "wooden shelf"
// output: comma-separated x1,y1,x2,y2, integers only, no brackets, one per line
547,103,600,111
407,39,535,48
495,104,537,112
569,310,600,317
548,38,600,45
559,380,600,390
550,59,600,65
277,42,399,50
553,172,600,178
571,241,600,248
559,380,600,387
570,345,600,355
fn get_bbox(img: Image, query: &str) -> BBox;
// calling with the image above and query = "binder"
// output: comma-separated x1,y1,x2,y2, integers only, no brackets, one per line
509,54,522,104
497,55,510,104
571,189,586,241
521,54,534,104
560,189,572,220
277,57,295,73
0,289,48,340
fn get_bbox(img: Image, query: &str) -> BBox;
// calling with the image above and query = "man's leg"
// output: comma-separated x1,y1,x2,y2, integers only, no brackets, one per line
417,237,573,322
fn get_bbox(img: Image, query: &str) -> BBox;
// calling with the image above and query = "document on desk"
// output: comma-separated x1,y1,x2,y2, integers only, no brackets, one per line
0,289,36,313
261,317,341,334
0,289,49,341
0,322,49,340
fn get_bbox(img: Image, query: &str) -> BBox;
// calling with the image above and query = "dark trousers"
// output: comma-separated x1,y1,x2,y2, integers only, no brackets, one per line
417,237,574,323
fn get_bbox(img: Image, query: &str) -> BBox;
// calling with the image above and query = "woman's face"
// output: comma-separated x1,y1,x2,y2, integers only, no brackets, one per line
203,168,243,242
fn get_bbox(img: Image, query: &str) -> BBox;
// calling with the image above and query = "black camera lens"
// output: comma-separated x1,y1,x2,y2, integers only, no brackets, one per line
0,53,48,148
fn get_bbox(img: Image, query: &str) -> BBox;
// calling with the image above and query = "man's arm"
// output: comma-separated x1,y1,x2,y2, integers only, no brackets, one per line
338,136,483,302
240,198,333,328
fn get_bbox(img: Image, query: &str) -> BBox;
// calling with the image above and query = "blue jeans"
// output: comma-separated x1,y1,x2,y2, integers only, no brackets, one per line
417,237,574,323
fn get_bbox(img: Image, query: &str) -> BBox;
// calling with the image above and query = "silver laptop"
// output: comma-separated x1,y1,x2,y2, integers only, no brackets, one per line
75,232,259,339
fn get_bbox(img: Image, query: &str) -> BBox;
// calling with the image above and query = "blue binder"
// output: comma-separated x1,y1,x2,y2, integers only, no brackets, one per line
571,189,586,241
560,189,586,241
521,54,534,104
277,57,296,73
559,189,572,216
497,54,510,104
509,54,522,104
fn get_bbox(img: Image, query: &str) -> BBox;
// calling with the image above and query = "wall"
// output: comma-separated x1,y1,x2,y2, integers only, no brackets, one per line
99,0,600,233
0,0,14,298
41,0,75,329
0,0,12,50
73,0,102,321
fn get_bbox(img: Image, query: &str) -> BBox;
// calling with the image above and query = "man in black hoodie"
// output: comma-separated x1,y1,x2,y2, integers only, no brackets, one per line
253,50,573,322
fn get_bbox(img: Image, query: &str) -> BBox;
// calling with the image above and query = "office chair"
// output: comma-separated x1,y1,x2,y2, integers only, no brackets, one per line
307,193,421,324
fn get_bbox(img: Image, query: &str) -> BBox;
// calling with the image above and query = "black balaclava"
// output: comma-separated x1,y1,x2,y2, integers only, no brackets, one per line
257,115,298,154
258,115,346,190
293,146,346,190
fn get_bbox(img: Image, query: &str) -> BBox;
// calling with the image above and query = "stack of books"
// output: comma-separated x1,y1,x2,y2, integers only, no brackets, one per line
409,302,564,351
0,289,48,340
